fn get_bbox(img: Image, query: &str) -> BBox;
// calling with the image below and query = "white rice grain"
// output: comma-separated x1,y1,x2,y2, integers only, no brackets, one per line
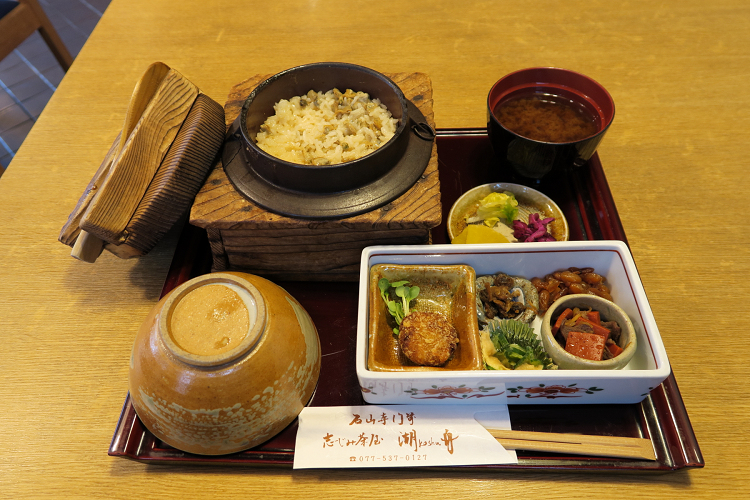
255,88,398,165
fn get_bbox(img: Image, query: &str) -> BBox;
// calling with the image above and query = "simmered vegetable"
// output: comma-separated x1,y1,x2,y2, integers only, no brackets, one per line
552,307,624,361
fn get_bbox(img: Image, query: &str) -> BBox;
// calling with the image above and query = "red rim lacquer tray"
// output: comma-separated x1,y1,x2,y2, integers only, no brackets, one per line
109,129,704,472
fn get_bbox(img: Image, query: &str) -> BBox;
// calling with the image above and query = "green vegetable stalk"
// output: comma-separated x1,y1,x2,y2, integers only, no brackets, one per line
378,278,420,337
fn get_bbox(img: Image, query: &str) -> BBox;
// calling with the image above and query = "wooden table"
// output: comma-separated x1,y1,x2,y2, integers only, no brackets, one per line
1,0,747,497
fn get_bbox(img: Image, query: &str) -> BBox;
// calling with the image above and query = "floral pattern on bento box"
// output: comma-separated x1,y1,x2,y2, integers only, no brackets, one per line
361,383,507,401
358,379,618,405
507,384,603,399
355,241,671,405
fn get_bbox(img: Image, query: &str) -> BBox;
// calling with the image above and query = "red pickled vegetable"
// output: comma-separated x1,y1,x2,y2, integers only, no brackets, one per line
512,213,556,242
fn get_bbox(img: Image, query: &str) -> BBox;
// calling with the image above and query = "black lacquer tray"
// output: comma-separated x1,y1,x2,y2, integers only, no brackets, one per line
109,129,704,472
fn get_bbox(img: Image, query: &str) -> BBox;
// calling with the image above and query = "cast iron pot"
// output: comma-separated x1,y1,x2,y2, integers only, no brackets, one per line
239,62,410,193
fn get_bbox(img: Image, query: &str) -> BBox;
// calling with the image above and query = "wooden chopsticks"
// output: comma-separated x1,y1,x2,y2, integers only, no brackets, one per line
486,428,656,460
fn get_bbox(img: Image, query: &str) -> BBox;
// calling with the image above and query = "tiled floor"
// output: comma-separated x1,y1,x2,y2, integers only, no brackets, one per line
0,0,110,174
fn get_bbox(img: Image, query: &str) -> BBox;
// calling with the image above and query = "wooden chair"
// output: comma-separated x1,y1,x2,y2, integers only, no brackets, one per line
0,0,73,71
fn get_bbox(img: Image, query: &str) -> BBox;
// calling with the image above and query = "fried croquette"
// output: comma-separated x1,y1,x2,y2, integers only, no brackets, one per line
398,311,459,366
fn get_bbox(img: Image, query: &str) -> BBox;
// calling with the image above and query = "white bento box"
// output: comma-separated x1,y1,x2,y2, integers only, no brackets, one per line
355,240,671,405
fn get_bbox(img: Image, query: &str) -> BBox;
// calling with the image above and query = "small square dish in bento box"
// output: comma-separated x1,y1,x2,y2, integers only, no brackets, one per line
367,264,484,372
355,241,671,405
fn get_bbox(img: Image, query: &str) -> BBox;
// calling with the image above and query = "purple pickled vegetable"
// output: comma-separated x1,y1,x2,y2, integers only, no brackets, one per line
513,213,556,242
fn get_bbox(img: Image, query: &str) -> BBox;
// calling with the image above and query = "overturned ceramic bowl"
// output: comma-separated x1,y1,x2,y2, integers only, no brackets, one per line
541,294,636,370
129,272,321,455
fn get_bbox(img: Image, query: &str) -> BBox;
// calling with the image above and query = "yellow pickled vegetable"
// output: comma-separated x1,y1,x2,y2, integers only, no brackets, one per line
451,227,469,244
451,225,510,244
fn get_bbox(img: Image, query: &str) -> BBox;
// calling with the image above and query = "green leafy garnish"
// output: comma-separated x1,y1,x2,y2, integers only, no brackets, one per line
486,319,556,370
378,278,420,337
474,191,519,228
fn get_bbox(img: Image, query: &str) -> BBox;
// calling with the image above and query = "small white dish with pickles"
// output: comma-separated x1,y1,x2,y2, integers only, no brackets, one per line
355,240,671,405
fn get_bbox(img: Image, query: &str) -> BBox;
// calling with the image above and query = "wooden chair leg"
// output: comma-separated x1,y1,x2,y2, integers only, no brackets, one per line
37,23,74,71
22,0,74,71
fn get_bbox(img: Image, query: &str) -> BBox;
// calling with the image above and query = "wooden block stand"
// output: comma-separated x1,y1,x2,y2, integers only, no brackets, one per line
189,73,441,281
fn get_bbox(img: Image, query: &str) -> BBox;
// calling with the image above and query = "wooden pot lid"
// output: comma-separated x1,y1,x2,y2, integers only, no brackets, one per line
59,62,226,262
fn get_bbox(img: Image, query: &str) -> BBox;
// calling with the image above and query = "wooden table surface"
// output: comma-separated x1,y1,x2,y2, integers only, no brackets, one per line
1,0,747,498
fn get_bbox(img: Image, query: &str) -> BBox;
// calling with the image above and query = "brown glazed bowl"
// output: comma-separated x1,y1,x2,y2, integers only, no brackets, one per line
487,67,615,181
129,272,321,455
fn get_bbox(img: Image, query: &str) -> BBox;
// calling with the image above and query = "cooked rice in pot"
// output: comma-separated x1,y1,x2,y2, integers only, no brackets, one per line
254,88,399,166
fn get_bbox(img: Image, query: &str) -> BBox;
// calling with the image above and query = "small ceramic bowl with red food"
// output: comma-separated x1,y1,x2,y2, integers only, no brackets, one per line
540,294,636,370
